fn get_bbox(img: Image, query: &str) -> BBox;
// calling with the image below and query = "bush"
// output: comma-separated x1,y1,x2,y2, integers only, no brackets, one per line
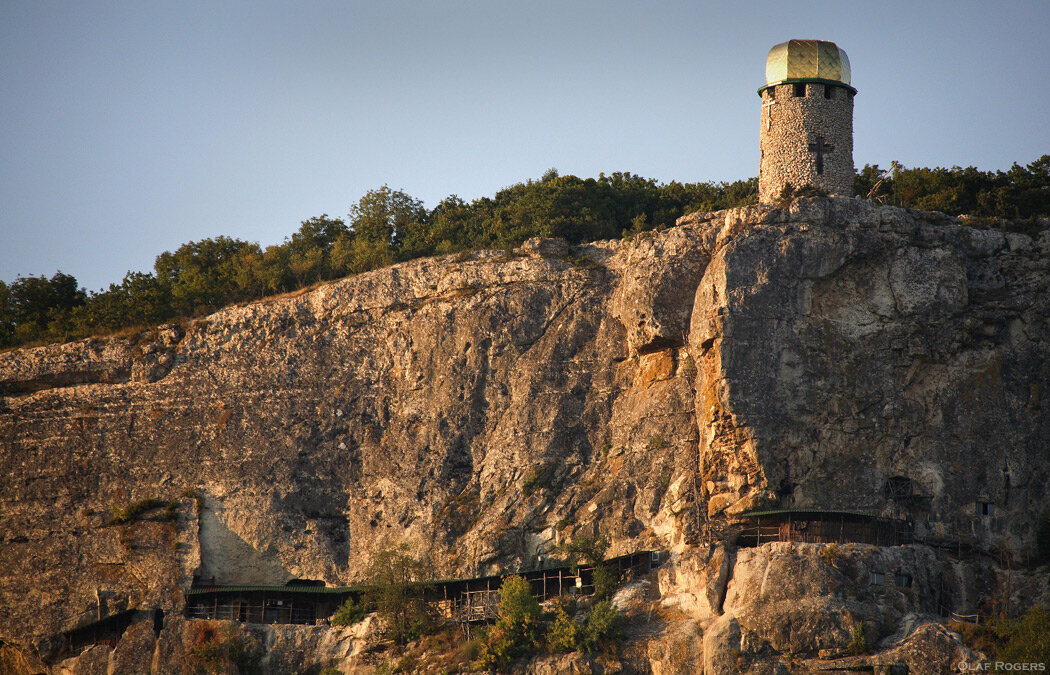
522,466,544,496
818,543,842,569
545,600,624,656
331,596,367,626
189,621,261,673
995,605,1050,663
592,565,620,601
106,498,178,526
846,619,868,655
580,601,624,654
547,606,583,653
950,606,1050,663
475,576,543,670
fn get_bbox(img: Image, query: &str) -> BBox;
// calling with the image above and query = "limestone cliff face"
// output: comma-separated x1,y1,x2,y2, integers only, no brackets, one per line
688,200,1050,552
1,198,1048,671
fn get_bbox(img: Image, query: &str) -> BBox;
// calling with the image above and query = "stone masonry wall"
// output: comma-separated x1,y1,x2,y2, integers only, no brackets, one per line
759,82,854,203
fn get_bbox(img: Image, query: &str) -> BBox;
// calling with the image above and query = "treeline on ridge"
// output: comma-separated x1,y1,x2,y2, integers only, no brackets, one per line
2,156,1048,350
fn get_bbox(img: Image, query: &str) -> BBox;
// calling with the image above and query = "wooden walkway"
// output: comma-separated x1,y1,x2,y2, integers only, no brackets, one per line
185,550,661,625
734,510,913,548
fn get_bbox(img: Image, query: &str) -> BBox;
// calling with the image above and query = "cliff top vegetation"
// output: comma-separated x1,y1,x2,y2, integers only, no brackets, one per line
2,157,1048,350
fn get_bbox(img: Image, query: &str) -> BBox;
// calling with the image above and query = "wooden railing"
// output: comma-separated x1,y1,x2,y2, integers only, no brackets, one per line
185,550,662,626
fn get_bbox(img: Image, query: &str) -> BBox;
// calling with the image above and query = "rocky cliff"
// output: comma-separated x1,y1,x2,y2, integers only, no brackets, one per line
2,197,1048,673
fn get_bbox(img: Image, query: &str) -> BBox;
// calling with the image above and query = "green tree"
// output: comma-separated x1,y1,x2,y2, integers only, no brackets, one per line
559,534,621,600
288,247,325,287
560,534,610,571
349,186,426,250
855,155,1050,219
338,236,395,275
545,598,624,655
0,280,12,346
118,271,172,325
258,244,294,294
365,546,434,645
591,565,620,602
288,214,350,282
76,271,173,335
154,236,261,315
5,272,86,344
7,272,85,331
289,215,349,256
476,575,543,670
400,195,478,258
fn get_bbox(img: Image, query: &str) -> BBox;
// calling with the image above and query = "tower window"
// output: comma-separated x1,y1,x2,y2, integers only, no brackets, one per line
793,83,806,97
976,501,994,517
824,85,834,99
768,87,776,101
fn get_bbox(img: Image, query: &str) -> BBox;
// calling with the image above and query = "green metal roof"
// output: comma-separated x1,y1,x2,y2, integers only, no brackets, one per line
735,508,888,520
187,585,365,596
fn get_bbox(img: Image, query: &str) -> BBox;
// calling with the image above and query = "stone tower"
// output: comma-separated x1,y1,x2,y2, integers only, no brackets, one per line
758,39,856,204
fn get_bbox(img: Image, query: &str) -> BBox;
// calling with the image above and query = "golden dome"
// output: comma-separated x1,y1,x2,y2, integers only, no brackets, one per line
765,39,851,86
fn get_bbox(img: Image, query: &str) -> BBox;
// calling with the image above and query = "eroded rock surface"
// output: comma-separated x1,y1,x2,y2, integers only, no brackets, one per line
2,198,1048,672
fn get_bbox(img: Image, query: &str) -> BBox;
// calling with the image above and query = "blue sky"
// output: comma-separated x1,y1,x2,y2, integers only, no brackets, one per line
2,1,1048,292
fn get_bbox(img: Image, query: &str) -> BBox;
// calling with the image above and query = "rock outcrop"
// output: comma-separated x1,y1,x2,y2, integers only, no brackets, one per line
2,197,1048,672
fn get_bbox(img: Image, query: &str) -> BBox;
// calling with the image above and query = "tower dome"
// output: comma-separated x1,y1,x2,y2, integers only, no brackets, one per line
758,40,856,204
764,39,852,89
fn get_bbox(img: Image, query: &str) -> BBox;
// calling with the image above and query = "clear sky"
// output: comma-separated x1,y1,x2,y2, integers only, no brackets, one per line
2,1,1048,292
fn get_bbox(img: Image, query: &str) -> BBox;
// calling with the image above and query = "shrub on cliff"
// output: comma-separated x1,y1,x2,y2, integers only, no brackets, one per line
106,497,178,526
995,605,1050,663
579,601,624,653
331,596,367,627
475,575,543,670
188,621,261,674
546,604,583,653
951,605,1050,662
365,546,436,645
548,600,624,655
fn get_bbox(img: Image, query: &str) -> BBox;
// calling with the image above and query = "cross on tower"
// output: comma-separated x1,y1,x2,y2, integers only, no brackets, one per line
808,136,834,175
